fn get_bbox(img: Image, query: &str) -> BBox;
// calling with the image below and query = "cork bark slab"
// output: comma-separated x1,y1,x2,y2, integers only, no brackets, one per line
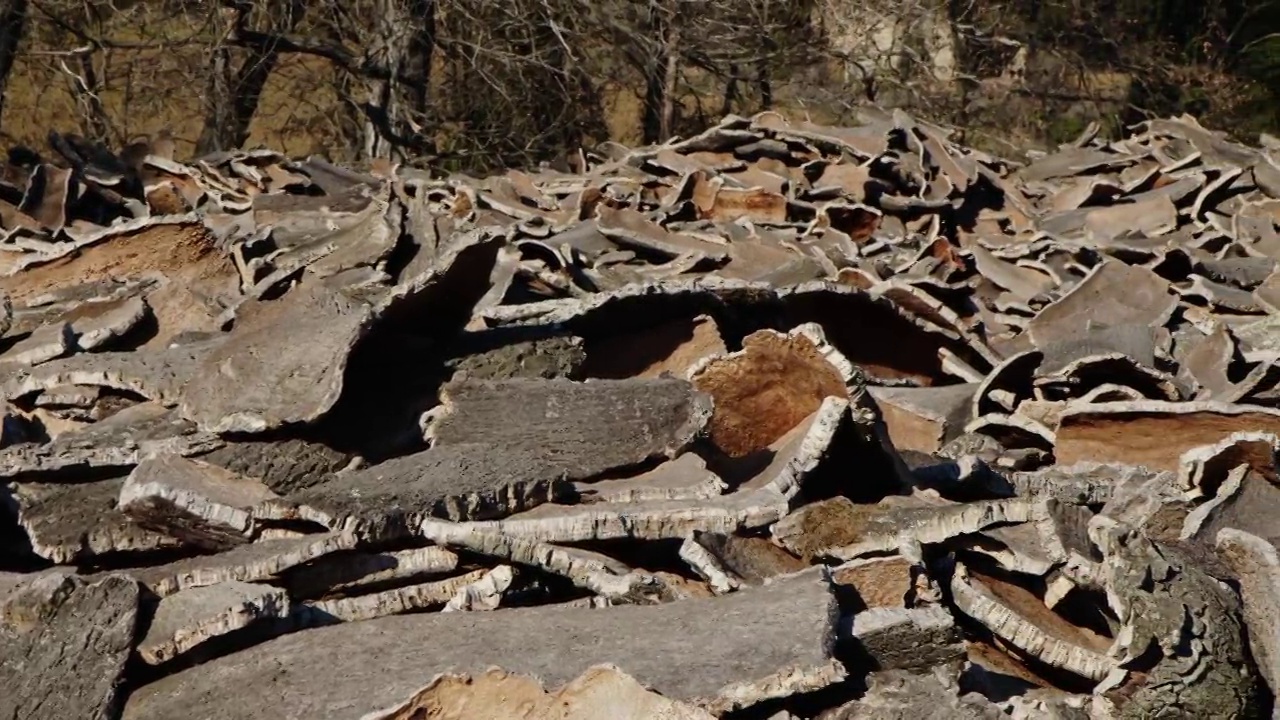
123,569,844,720
0,572,140,720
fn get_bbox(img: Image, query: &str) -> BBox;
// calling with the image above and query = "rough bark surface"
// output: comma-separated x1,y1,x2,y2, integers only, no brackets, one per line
0,572,140,720
123,570,844,720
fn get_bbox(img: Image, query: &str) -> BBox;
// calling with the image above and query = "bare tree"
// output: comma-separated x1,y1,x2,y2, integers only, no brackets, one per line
197,0,308,155
0,0,30,138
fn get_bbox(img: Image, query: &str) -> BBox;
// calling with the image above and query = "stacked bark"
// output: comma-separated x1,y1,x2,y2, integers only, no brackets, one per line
1,109,1279,718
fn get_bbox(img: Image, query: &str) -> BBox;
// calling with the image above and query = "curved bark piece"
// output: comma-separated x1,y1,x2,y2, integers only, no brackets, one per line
298,567,506,624
869,383,976,454
121,531,360,598
1027,260,1177,351
949,562,1115,681
1176,430,1280,497
689,323,850,457
280,546,461,599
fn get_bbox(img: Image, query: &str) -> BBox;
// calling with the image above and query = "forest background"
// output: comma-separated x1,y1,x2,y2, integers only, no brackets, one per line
1,0,1278,172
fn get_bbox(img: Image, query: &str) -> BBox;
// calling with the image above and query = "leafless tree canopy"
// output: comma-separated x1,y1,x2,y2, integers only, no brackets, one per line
3,0,1280,169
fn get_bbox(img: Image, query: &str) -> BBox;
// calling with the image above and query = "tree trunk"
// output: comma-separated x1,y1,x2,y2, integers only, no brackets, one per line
403,0,436,116
359,0,436,161
641,2,680,144
0,0,29,137
197,0,307,156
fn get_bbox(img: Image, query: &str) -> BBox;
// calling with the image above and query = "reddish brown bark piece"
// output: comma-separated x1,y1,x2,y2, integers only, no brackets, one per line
1055,400,1280,472
831,556,916,609
581,314,726,380
690,325,849,457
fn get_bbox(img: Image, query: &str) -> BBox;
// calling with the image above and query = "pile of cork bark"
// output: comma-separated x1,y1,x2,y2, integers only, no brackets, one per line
2,107,1279,719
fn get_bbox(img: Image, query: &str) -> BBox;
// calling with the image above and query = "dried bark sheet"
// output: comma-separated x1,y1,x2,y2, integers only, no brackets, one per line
122,531,359,597
118,454,278,549
0,402,221,479
8,477,183,563
1215,528,1280,702
264,442,574,540
688,324,850,457
281,545,461,599
138,580,290,665
179,282,374,433
123,569,844,720
425,377,713,478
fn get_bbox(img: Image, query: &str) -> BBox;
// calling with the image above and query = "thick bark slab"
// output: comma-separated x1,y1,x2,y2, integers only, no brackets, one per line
1091,517,1260,717
843,604,965,672
120,531,360,597
138,580,290,665
123,569,844,719
419,397,849,544
281,545,461,599
195,436,356,495
118,454,278,549
831,556,917,609
0,402,222,480
8,477,183,563
179,282,374,433
425,377,713,479
262,442,573,541
0,572,140,720
1,340,213,405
